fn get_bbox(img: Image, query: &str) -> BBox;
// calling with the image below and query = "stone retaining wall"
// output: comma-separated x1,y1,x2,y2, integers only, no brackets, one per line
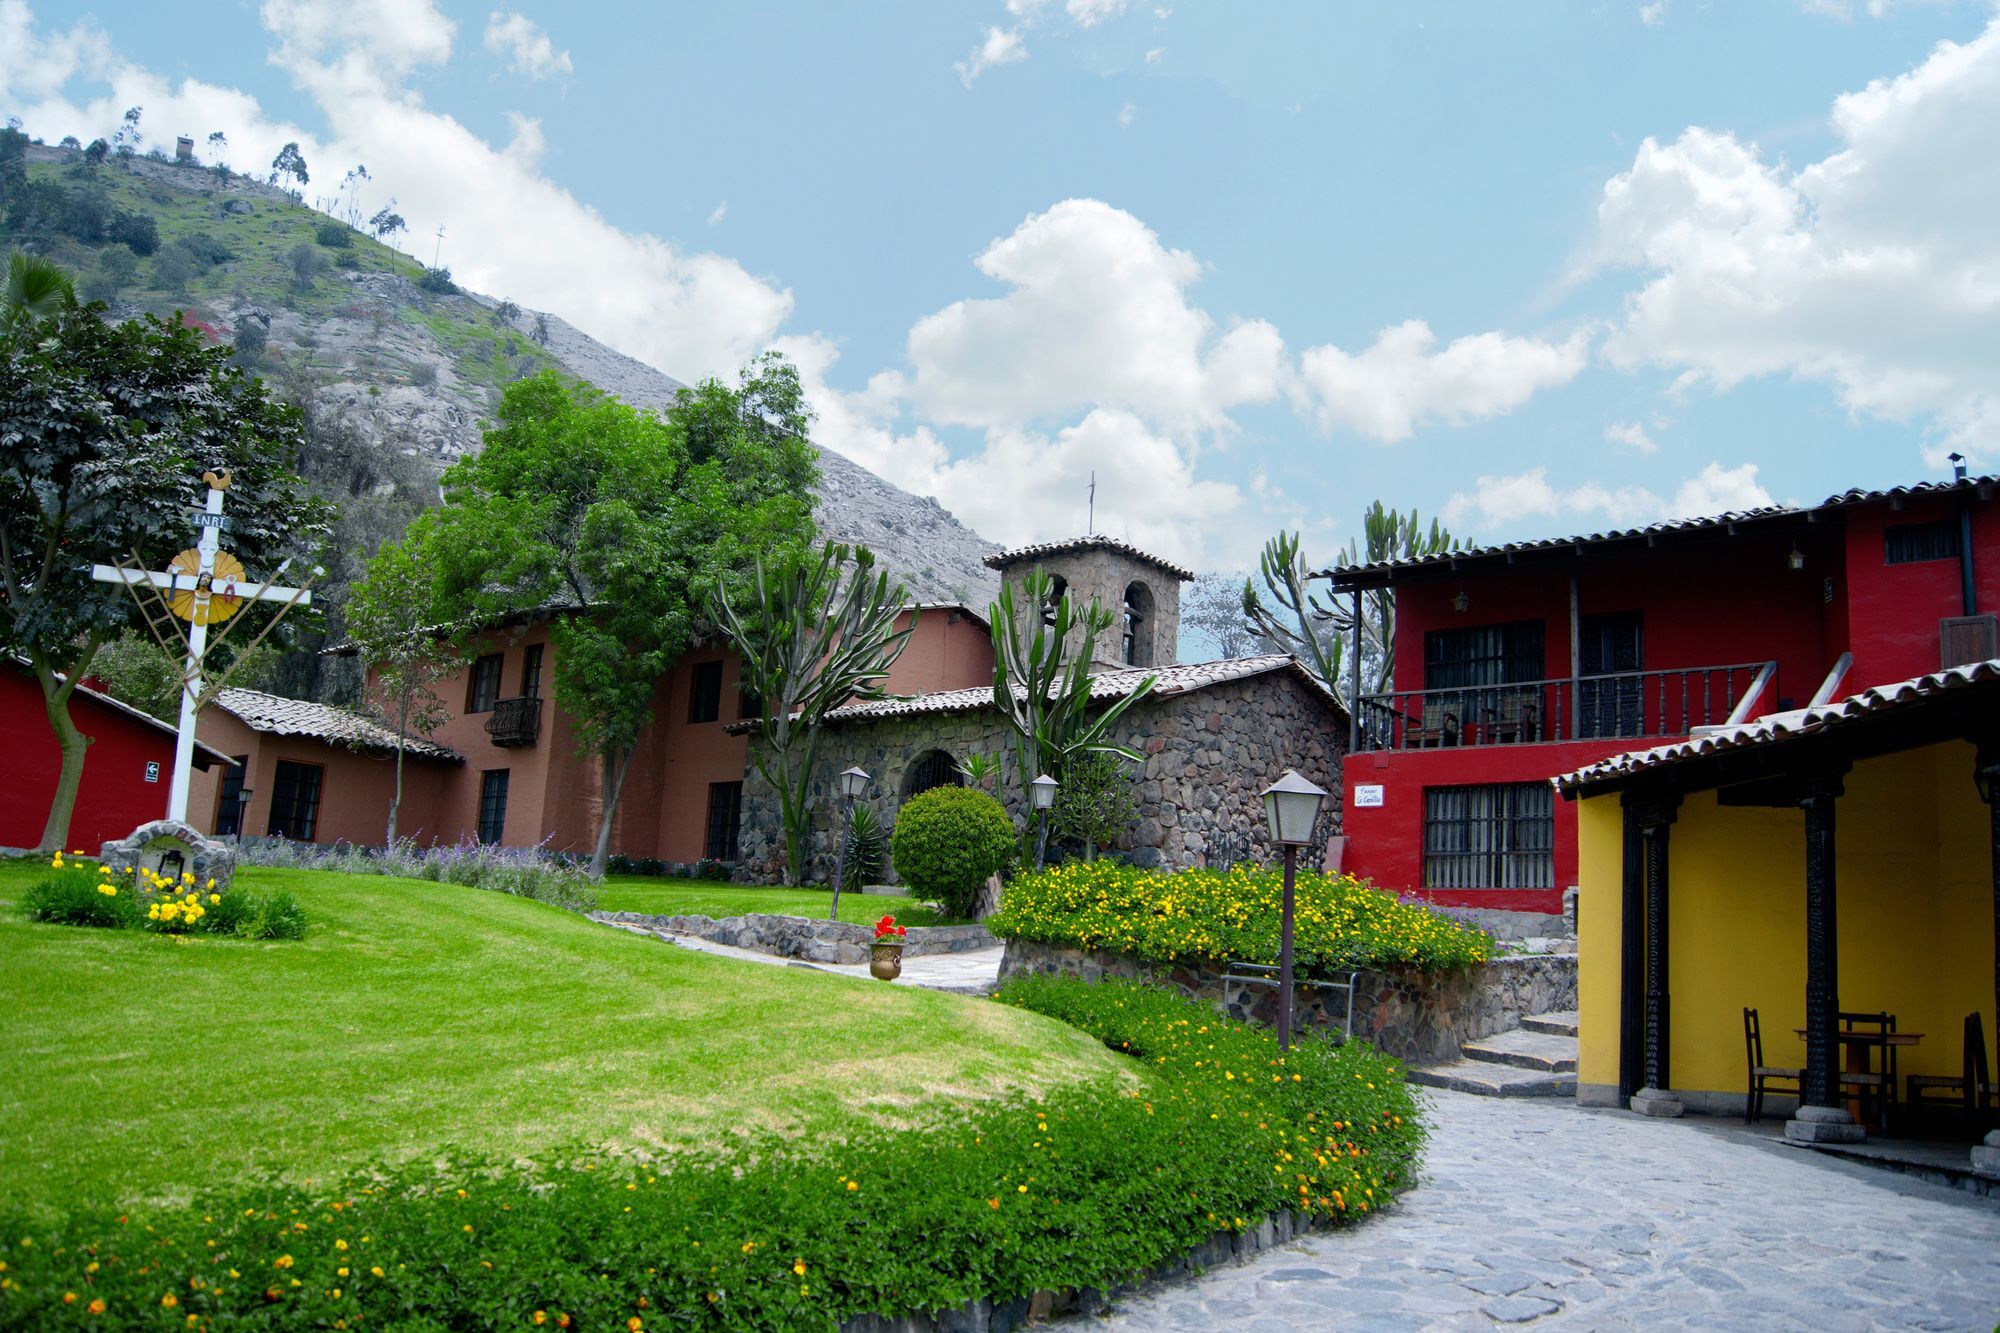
591,911,996,967
998,940,1577,1067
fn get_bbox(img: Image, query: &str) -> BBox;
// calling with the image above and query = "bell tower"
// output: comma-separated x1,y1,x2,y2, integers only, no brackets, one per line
984,535,1192,670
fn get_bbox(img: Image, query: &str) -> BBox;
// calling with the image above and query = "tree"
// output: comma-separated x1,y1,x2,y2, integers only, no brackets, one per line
715,542,916,888
269,142,308,197
112,106,142,158
204,130,227,160
79,245,140,304
1047,749,1139,861
0,286,331,851
2,251,75,333
286,242,326,291
90,630,278,721
1244,503,1457,706
495,299,520,326
988,569,1156,859
346,519,462,846
1182,570,1263,659
427,368,817,876
367,204,406,243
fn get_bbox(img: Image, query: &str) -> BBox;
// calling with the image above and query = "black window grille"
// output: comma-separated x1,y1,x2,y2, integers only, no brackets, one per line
519,644,544,698
1423,621,1546,690
1885,519,1960,565
904,750,964,799
214,755,250,836
466,653,503,713
688,660,723,724
705,781,742,861
478,769,511,845
1423,783,1554,891
267,760,324,841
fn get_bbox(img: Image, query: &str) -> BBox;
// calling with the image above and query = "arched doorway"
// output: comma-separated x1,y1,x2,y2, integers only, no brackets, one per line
902,749,964,801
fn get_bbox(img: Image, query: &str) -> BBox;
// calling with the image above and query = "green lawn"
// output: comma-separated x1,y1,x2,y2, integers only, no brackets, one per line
598,875,959,926
0,859,1119,1221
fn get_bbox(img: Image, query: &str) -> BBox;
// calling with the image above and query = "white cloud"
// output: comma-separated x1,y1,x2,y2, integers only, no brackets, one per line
707,200,727,226
483,11,573,81
0,1,790,382
1067,0,1129,25
1117,101,1136,127
1443,462,1774,531
1296,320,1590,443
954,25,1027,86
1144,46,1165,63
901,199,1287,435
1590,15,2000,461
1639,2,1668,25
1796,0,1956,18
1605,420,1659,453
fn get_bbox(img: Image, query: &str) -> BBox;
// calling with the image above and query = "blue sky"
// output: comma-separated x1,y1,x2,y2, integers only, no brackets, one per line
4,0,1996,576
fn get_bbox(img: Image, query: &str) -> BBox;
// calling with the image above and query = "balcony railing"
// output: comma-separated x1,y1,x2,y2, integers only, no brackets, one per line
485,695,543,747
1355,662,1774,752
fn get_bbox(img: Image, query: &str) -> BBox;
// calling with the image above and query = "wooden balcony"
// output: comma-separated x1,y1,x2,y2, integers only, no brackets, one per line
1355,662,1775,752
485,695,543,747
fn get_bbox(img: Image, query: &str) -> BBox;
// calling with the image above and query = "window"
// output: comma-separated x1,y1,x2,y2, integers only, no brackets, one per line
737,685,763,721
1423,783,1553,891
466,653,504,713
1122,581,1156,667
688,660,723,724
1042,575,1069,628
214,755,250,836
1424,621,1545,690
903,749,964,800
477,769,511,844
1885,519,1960,565
705,781,742,861
519,644,544,699
267,760,324,841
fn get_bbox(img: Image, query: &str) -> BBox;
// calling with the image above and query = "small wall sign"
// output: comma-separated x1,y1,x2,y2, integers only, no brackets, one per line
144,761,161,784
1354,783,1384,808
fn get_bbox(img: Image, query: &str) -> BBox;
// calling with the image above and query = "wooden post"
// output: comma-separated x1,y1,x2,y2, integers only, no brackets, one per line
1787,766,1863,1143
1568,566,1582,739
1348,589,1363,750
1618,798,1646,1100
1629,793,1682,1116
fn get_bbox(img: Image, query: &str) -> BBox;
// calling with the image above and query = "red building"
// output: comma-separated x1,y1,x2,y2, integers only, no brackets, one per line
1329,471,2000,918
1,658,233,852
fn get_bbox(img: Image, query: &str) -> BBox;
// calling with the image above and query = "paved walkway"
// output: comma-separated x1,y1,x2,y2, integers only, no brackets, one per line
603,922,1005,992
1079,1090,2000,1331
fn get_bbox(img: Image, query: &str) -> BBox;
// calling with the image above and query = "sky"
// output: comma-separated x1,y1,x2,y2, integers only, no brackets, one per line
4,0,1998,578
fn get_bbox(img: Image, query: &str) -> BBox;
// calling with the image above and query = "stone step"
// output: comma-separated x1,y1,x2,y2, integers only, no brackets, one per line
1522,1010,1580,1038
1408,1060,1576,1098
1462,1028,1579,1073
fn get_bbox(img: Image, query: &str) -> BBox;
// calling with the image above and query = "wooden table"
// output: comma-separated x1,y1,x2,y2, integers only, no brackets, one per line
1794,1028,1924,1131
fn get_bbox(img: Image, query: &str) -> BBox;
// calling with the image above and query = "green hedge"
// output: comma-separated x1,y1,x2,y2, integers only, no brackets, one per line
987,861,1493,973
889,786,1015,918
0,979,1421,1329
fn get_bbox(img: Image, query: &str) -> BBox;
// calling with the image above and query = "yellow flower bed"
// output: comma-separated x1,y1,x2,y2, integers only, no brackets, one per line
988,861,1493,973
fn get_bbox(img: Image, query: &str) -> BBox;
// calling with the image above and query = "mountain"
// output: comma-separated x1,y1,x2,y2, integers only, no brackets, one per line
3,140,1002,613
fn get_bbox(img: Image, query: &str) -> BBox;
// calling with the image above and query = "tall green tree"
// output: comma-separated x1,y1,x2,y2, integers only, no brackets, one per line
0,288,330,851
346,516,463,847
989,569,1156,858
715,542,916,889
426,366,815,876
1244,503,1457,705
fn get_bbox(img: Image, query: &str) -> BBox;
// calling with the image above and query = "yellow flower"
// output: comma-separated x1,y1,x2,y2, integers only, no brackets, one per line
845,1180,858,1192
210,893,221,905
63,1292,77,1304
792,1260,807,1276
370,1266,384,1278
206,878,216,889
88,1298,106,1315
161,1293,179,1309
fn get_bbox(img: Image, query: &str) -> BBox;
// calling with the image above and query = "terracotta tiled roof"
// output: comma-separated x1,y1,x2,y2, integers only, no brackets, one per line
1323,472,2000,587
983,535,1195,582
816,654,1342,726
212,688,464,762
1554,658,2000,796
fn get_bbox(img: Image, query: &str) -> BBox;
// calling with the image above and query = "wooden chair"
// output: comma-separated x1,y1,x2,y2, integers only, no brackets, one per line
1838,1010,1896,1135
1744,1008,1800,1123
1906,1013,1995,1125
1413,696,1461,748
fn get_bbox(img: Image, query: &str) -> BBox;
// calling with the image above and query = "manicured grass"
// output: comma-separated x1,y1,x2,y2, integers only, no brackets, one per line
0,859,1121,1220
598,875,959,926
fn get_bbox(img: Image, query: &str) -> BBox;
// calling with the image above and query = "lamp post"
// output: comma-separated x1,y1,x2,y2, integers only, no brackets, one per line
1031,773,1060,870
1260,769,1329,1052
235,788,253,839
828,766,870,922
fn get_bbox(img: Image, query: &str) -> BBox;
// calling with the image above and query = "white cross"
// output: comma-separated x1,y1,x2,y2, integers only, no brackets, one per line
89,475,312,824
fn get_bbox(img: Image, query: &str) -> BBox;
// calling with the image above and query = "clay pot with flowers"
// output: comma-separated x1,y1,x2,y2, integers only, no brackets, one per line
870,914,908,981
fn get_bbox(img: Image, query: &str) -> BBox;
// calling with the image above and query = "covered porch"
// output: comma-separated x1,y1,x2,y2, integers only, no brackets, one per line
1562,662,2000,1178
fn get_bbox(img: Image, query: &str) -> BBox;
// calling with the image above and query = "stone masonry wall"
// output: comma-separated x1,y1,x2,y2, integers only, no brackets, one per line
736,665,1346,885
997,939,1577,1067
996,547,1185,670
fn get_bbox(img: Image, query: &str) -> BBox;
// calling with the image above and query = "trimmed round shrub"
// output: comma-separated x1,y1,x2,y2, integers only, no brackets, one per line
889,786,1015,917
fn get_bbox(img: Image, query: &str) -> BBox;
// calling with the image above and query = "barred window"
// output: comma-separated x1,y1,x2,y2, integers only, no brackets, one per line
1885,519,1960,565
1424,620,1545,690
1423,783,1553,891
705,782,742,861
268,760,324,842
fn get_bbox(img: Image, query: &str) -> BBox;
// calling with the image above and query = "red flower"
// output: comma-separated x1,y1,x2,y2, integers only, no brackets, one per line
873,915,907,939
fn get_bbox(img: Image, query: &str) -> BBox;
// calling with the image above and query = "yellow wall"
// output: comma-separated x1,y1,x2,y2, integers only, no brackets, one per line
1577,740,1994,1102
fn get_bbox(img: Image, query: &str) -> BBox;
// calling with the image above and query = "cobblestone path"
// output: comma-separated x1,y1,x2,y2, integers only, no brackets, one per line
1079,1090,2000,1331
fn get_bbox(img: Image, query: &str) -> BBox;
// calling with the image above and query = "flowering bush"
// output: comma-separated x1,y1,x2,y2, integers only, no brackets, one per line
873,913,907,941
20,857,307,940
988,861,1494,973
0,980,1421,1329
236,835,599,913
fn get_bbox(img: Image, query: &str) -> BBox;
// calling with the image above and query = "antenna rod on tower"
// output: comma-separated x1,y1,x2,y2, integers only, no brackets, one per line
432,224,446,269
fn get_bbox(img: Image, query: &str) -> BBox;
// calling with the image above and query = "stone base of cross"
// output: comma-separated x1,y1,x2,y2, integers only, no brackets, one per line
90,472,313,825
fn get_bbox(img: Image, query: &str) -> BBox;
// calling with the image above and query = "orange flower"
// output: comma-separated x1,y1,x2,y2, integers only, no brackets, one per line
87,1298,106,1315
